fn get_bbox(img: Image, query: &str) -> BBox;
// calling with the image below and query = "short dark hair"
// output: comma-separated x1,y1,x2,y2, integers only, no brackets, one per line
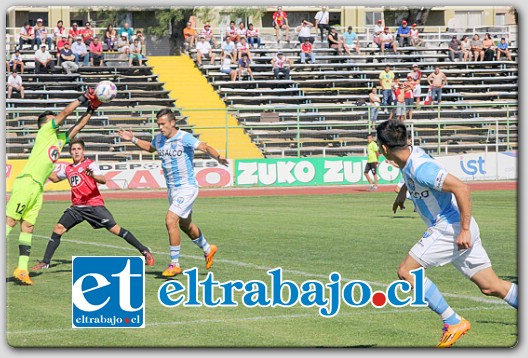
156,108,176,121
69,138,86,151
37,111,56,129
376,120,408,150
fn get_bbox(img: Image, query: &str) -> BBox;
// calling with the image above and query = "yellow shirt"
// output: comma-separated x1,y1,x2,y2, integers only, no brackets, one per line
367,141,379,163
379,70,395,90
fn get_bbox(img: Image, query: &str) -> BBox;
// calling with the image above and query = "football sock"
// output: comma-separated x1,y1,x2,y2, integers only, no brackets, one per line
504,283,518,309
6,224,13,238
42,232,62,264
424,277,461,325
118,227,148,253
18,232,32,271
170,245,180,266
192,230,211,255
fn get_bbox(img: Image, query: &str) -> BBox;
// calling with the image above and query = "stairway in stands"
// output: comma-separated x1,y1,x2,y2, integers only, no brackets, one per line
148,56,263,159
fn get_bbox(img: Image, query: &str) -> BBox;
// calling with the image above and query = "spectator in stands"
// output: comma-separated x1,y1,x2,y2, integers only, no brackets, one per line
81,21,94,46
53,20,67,48
379,64,394,113
236,22,247,43
408,63,423,108
448,35,463,62
272,51,292,80
404,74,416,120
246,23,261,49
410,23,424,47
225,21,238,43
59,41,78,74
34,44,55,73
200,23,217,49
195,35,215,67
461,35,472,61
427,66,447,105
396,20,412,47
90,36,104,66
7,70,24,99
134,31,146,56
183,21,197,50
296,19,315,44
273,6,290,44
470,34,484,62
119,22,135,39
496,37,512,61
34,18,53,50
369,87,381,123
327,27,343,55
56,34,69,52
373,19,384,47
343,26,361,55
380,26,398,54
388,77,400,120
117,33,130,58
19,22,35,50
394,81,406,122
129,38,144,66
221,36,237,61
236,37,252,62
314,6,330,43
220,52,237,81
104,24,118,51
237,53,254,80
71,36,90,67
68,22,82,45
300,38,316,64
9,49,24,74
482,33,496,61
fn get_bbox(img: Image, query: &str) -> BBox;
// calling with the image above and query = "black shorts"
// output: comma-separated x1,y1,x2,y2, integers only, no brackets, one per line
58,206,117,230
364,162,378,175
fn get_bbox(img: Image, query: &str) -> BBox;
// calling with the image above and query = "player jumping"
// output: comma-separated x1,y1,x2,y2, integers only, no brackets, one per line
6,89,102,285
376,120,518,348
117,108,229,277
31,139,154,271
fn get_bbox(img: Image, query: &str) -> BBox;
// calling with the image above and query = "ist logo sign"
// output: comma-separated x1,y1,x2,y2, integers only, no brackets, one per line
72,256,145,328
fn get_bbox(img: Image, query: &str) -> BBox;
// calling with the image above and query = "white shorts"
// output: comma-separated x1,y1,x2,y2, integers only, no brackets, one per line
409,218,491,278
414,84,422,98
168,186,199,219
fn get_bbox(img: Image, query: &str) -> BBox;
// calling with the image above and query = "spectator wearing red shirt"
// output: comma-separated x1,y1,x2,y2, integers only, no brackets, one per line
225,21,237,42
53,20,66,47
246,23,261,49
273,6,290,44
82,21,95,45
89,36,104,66
56,34,69,52
68,22,82,44
404,74,416,120
300,39,315,64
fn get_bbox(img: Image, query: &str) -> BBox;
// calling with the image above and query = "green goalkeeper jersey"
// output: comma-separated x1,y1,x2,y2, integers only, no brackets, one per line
17,119,69,188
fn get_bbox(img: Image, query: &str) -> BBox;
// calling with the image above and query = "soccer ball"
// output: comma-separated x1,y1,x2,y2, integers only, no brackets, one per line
94,80,117,103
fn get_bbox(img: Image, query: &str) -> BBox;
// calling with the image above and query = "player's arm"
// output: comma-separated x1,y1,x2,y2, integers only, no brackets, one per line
117,128,156,153
196,142,229,166
440,174,472,250
85,163,106,184
48,172,63,183
55,88,100,127
392,183,407,213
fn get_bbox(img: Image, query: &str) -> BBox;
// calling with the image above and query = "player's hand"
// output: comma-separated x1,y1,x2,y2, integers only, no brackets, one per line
456,229,472,250
392,197,406,213
217,156,229,167
84,167,94,177
117,128,134,141
85,88,103,110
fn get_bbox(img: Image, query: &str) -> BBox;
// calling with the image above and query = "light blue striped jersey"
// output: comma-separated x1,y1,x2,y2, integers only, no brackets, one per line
401,146,460,227
151,130,201,188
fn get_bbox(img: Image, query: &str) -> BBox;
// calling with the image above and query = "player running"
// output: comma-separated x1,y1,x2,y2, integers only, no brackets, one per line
31,139,154,271
6,89,102,285
376,120,518,348
117,108,229,277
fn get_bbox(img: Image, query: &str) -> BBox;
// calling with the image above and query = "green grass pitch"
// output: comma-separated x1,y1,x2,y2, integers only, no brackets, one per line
5,190,518,348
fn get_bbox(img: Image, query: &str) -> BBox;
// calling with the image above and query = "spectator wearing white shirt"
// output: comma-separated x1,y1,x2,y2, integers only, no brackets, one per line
7,70,24,99
373,19,384,47
71,37,89,66
195,35,215,66
34,44,55,73
380,27,398,54
296,19,315,44
117,33,130,57
53,20,67,47
236,37,252,62
220,53,237,81
235,22,247,43
271,51,292,80
9,50,25,74
129,38,143,66
34,19,53,50
221,36,237,61
314,6,330,43
19,22,35,50
246,23,261,49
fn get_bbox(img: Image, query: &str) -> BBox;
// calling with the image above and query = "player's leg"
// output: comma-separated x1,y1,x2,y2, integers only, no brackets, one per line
372,164,378,189
107,223,154,266
470,267,518,308
179,214,217,270
162,210,183,277
364,165,373,186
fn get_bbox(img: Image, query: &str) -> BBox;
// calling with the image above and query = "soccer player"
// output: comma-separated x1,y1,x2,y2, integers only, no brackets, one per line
31,139,154,271
6,89,102,285
364,133,380,191
376,120,518,348
116,109,229,277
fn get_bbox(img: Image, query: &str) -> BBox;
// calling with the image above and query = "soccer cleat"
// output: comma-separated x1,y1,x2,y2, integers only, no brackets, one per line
142,249,155,266
13,268,34,285
162,263,182,277
437,318,471,348
31,261,50,271
205,244,218,270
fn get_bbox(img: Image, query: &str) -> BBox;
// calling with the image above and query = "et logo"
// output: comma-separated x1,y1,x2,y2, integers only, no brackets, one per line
72,256,145,328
